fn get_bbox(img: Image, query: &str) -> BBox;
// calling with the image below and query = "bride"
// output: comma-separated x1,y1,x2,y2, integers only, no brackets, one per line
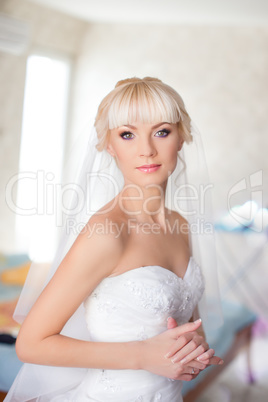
6,77,223,401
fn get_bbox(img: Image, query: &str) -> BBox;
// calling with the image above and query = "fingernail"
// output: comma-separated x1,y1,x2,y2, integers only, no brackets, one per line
180,357,187,364
171,358,177,364
197,356,206,361
167,316,172,322
219,360,224,365
164,352,172,359
194,318,202,324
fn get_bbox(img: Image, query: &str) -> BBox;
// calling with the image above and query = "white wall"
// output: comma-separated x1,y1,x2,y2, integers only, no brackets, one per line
70,23,268,220
69,24,268,315
1,0,267,253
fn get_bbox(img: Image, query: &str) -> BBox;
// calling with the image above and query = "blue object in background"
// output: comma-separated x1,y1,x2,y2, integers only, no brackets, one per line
0,254,257,394
0,253,30,302
182,300,257,395
0,253,29,392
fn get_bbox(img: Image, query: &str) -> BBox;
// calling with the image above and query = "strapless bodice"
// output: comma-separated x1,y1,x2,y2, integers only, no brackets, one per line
84,257,205,342
51,257,204,401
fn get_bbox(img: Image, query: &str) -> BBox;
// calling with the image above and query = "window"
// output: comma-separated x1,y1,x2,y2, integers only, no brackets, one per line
15,53,71,261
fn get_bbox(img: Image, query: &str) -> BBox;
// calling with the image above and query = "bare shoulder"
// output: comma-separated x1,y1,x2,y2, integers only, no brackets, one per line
72,211,125,276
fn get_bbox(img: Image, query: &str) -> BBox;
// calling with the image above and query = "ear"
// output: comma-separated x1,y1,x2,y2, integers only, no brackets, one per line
178,138,184,151
106,143,116,157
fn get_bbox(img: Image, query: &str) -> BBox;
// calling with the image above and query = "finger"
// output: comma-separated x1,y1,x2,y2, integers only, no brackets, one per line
179,373,199,382
195,354,224,367
187,360,207,371
207,356,224,366
178,366,200,381
165,333,193,359
185,366,200,376
170,319,202,338
196,348,215,362
172,342,208,364
173,362,200,377
167,317,178,330
164,320,203,359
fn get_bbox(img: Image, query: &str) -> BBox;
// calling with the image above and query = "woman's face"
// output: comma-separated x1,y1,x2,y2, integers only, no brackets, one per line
107,122,183,188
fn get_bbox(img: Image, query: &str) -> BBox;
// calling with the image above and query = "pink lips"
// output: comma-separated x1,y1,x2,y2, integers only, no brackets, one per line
136,164,161,173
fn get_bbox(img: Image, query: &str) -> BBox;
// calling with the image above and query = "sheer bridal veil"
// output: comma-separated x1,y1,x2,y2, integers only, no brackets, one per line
5,78,223,401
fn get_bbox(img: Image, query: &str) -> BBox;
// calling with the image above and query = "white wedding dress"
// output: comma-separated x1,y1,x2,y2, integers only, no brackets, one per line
48,257,204,402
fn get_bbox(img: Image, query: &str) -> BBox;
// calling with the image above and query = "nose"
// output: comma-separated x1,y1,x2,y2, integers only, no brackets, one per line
138,137,156,158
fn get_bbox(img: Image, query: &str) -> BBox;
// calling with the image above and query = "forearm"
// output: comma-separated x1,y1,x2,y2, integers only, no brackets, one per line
17,319,210,381
16,334,142,370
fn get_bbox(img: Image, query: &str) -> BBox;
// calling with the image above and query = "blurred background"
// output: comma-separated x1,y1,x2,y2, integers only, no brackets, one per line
0,0,267,401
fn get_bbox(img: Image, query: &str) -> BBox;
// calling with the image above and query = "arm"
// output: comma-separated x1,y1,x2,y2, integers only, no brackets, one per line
15,219,207,379
16,217,130,368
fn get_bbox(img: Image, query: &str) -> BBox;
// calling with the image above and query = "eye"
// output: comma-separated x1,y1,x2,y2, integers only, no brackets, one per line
155,129,170,137
120,131,134,140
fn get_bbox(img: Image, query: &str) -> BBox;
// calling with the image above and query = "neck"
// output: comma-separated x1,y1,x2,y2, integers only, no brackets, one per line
118,182,168,225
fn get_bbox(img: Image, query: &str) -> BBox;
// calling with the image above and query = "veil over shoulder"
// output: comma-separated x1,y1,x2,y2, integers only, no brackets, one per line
5,115,223,401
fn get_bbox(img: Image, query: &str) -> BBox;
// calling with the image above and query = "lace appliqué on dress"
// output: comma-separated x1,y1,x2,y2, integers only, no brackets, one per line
123,267,200,319
124,278,174,314
137,325,148,340
91,282,119,316
185,264,205,303
98,370,121,393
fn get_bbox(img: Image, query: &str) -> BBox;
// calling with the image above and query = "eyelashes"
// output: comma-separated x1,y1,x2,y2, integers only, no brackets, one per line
120,131,134,140
119,128,171,140
155,129,170,137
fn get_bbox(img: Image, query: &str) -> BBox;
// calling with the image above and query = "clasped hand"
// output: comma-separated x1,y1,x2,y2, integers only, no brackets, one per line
141,318,223,381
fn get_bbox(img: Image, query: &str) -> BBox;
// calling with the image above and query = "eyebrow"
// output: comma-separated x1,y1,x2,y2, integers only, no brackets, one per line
122,122,170,130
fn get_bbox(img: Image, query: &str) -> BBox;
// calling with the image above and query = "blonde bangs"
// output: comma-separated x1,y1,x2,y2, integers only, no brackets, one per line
94,77,192,151
108,82,182,130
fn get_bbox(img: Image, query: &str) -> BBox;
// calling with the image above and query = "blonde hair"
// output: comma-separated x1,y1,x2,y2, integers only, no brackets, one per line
94,77,192,151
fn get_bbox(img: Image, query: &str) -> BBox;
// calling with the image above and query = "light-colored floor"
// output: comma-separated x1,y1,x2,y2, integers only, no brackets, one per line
196,329,268,402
